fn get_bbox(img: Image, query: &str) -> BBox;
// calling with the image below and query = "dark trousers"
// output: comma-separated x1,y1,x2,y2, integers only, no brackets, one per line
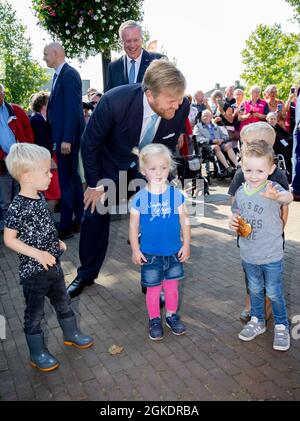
77,168,143,281
56,146,84,230
292,130,300,194
22,264,74,335
78,210,111,281
0,171,19,220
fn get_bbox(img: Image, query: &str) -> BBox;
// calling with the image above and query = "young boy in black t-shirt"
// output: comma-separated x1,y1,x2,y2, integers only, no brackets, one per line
228,122,289,324
4,143,93,372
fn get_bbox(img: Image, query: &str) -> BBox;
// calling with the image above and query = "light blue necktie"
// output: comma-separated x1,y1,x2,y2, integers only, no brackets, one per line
128,59,136,84
139,114,159,150
52,73,58,90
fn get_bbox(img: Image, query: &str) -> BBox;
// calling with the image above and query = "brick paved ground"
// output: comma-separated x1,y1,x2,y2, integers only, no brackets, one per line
0,180,299,401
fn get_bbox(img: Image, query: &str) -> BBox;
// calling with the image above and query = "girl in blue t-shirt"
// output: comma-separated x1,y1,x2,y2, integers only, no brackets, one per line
129,144,190,341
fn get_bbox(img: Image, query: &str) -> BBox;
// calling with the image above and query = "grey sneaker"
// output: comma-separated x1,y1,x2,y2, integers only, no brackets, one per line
238,316,266,341
273,324,290,351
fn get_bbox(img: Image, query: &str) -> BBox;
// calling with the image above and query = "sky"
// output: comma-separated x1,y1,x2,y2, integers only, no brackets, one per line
12,0,299,94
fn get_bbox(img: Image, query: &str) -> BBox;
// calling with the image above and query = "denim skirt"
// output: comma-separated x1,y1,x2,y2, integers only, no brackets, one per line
141,253,184,287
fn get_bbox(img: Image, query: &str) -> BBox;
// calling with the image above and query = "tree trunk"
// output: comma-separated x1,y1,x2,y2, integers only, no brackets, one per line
101,52,111,92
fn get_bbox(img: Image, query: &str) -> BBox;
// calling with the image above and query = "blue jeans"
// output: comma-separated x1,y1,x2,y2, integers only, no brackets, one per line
22,264,74,335
242,259,288,327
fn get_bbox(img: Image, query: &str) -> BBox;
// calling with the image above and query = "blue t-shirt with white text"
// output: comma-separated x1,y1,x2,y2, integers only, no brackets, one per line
130,185,185,256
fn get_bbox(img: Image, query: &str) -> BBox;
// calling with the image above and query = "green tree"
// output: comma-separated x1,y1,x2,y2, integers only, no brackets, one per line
31,0,144,60
240,24,300,98
0,1,50,108
32,0,144,89
286,0,300,25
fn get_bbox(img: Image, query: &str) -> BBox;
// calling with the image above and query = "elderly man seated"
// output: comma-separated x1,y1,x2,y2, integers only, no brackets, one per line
193,109,238,175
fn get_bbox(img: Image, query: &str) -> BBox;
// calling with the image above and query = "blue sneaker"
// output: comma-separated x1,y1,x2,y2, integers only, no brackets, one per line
149,318,164,341
166,314,186,335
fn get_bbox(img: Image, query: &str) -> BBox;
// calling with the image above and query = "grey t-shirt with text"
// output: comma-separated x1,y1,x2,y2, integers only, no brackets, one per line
232,182,285,265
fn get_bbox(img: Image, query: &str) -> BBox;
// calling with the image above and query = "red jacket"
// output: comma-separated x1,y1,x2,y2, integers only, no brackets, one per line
180,118,193,157
0,102,34,161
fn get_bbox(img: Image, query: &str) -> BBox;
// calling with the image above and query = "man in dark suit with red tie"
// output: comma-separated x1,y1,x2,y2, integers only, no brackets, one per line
67,59,189,297
105,20,165,92
43,43,84,240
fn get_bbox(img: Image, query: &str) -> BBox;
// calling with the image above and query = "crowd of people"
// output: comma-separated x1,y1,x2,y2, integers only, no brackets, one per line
189,83,297,184
0,19,299,372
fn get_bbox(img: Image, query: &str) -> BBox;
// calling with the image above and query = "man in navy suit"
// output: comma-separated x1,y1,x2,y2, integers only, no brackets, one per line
67,59,189,297
105,20,165,92
43,43,84,240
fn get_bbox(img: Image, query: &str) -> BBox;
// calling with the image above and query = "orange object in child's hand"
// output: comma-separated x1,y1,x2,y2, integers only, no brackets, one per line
237,216,252,238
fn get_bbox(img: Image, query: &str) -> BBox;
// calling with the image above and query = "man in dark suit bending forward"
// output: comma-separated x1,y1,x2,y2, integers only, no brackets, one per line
67,60,189,297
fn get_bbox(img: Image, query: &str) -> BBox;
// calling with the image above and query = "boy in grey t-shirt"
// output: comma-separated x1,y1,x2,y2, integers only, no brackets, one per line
228,122,289,324
229,141,293,351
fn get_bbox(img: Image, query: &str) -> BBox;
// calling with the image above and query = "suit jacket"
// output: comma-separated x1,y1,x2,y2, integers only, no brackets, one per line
105,49,165,92
81,84,190,187
47,63,85,148
30,113,53,155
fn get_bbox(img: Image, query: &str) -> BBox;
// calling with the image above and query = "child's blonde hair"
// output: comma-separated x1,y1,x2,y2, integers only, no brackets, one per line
5,143,51,182
138,143,176,173
240,122,275,147
241,140,275,167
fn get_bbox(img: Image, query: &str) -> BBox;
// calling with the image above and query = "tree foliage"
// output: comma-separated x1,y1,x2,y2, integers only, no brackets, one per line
286,0,300,25
240,24,300,98
0,1,50,108
31,0,144,60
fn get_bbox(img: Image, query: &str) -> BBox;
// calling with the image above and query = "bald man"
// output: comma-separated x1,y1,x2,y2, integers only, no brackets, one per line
43,43,85,240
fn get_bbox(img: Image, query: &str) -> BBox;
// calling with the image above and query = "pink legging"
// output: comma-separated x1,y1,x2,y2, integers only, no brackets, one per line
146,280,179,319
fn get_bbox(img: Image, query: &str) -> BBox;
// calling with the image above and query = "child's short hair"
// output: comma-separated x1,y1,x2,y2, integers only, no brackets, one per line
5,143,51,181
138,143,176,173
241,140,275,166
240,122,275,146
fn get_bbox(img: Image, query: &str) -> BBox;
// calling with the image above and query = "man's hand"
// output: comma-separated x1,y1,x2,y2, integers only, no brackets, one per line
61,142,72,155
84,187,105,213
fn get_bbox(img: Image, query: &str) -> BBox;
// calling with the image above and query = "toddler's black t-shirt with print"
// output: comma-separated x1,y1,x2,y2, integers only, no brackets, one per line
5,194,61,282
